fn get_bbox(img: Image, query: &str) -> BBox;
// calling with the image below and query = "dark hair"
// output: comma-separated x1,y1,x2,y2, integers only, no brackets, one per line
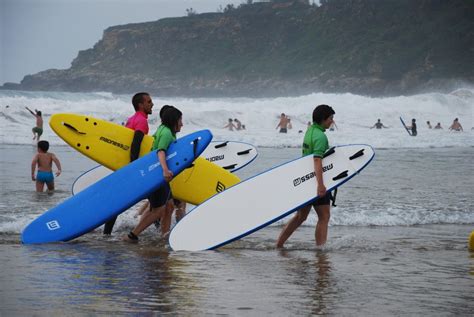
312,104,335,124
159,105,175,120
132,92,150,111
162,107,182,135
36,110,42,116
37,140,49,152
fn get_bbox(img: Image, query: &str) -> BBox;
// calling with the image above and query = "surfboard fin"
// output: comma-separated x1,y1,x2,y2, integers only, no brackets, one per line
349,149,365,160
332,170,348,181
63,122,86,135
323,147,336,158
237,149,252,155
214,141,228,149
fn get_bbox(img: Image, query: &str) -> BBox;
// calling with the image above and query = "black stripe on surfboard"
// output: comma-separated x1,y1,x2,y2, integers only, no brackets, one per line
63,122,86,135
237,149,252,155
214,141,228,149
349,149,364,160
223,164,237,170
332,170,349,181
323,147,336,158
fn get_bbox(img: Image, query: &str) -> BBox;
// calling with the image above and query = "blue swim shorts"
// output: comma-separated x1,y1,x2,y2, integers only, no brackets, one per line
36,171,54,183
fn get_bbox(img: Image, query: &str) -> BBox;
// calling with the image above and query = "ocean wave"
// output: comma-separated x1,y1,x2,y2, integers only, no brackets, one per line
1,89,473,148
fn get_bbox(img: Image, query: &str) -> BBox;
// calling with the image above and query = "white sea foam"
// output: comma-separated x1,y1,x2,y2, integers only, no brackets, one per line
1,89,472,148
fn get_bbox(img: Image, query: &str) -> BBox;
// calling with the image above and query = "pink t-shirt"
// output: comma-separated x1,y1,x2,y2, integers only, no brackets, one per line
125,111,149,134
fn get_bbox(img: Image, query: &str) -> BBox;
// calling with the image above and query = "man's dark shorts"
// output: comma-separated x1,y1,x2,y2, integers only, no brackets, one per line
148,182,171,208
310,192,332,207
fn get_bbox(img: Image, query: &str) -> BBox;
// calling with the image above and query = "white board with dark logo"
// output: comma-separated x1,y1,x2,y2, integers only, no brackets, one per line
169,144,375,251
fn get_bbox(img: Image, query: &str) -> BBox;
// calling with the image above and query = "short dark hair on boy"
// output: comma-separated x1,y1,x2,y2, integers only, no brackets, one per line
132,92,150,111
312,104,335,124
38,140,49,152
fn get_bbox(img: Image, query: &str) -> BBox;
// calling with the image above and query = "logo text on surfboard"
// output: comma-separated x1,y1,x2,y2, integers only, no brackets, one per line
206,155,225,162
46,220,61,231
99,136,130,151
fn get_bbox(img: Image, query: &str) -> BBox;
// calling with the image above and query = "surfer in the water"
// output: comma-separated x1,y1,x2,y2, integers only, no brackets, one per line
405,118,417,136
125,106,183,242
370,119,388,129
449,118,463,131
276,113,290,133
103,92,154,235
276,104,335,249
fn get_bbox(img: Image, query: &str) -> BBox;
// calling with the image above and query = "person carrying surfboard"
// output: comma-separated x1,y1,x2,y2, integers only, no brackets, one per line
277,104,335,249
125,106,183,242
103,92,154,235
405,118,417,136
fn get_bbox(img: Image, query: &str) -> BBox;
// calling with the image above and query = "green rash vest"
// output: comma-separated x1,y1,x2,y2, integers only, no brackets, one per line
302,124,329,158
152,125,176,152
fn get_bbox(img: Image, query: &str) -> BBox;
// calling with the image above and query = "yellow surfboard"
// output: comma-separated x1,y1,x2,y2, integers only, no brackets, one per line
51,113,239,205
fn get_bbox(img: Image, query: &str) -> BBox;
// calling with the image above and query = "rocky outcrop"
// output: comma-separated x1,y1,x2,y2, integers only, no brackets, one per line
4,0,474,97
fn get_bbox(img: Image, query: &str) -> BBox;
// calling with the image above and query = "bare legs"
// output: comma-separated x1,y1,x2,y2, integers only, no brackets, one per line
276,204,330,248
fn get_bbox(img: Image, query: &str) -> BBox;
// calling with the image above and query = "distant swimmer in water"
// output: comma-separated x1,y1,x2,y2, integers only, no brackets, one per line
434,122,443,129
449,118,463,131
31,140,62,192
370,119,388,129
405,118,417,136
234,118,246,130
25,107,43,141
426,121,432,129
223,118,237,131
276,113,290,133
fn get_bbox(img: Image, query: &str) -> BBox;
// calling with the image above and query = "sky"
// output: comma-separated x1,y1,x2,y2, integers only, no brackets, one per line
0,0,243,85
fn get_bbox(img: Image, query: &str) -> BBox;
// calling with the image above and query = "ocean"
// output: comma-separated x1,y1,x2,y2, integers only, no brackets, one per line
0,89,473,315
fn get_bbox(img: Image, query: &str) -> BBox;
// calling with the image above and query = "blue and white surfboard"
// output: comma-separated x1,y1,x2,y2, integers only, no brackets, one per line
22,130,213,244
169,144,375,251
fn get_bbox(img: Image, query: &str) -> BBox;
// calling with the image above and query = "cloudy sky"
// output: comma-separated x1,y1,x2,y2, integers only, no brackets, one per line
1,0,243,85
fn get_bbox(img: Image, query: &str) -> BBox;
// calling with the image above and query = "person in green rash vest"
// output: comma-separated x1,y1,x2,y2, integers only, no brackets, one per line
125,106,183,242
277,104,335,249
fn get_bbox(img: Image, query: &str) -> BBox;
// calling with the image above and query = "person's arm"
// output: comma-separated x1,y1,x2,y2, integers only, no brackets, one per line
51,154,62,176
31,154,38,181
130,130,144,162
158,150,173,182
25,107,35,116
313,157,326,197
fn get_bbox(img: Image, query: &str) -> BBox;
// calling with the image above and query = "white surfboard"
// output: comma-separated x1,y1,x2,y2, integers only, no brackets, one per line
203,141,258,172
72,140,258,195
169,144,375,251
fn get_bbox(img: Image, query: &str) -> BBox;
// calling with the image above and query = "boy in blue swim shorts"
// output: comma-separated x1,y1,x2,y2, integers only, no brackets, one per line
31,140,62,192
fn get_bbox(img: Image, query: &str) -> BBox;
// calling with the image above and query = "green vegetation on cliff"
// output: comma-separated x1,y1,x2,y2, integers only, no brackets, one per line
11,0,474,96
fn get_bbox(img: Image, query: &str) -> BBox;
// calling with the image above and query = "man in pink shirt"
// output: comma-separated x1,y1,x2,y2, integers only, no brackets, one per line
103,92,154,235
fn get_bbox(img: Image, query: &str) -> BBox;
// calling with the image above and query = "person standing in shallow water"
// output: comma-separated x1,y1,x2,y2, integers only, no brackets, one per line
276,113,290,133
449,118,463,131
103,92,154,235
25,107,43,141
276,104,335,249
31,140,62,192
371,119,388,129
125,106,183,242
405,118,417,136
